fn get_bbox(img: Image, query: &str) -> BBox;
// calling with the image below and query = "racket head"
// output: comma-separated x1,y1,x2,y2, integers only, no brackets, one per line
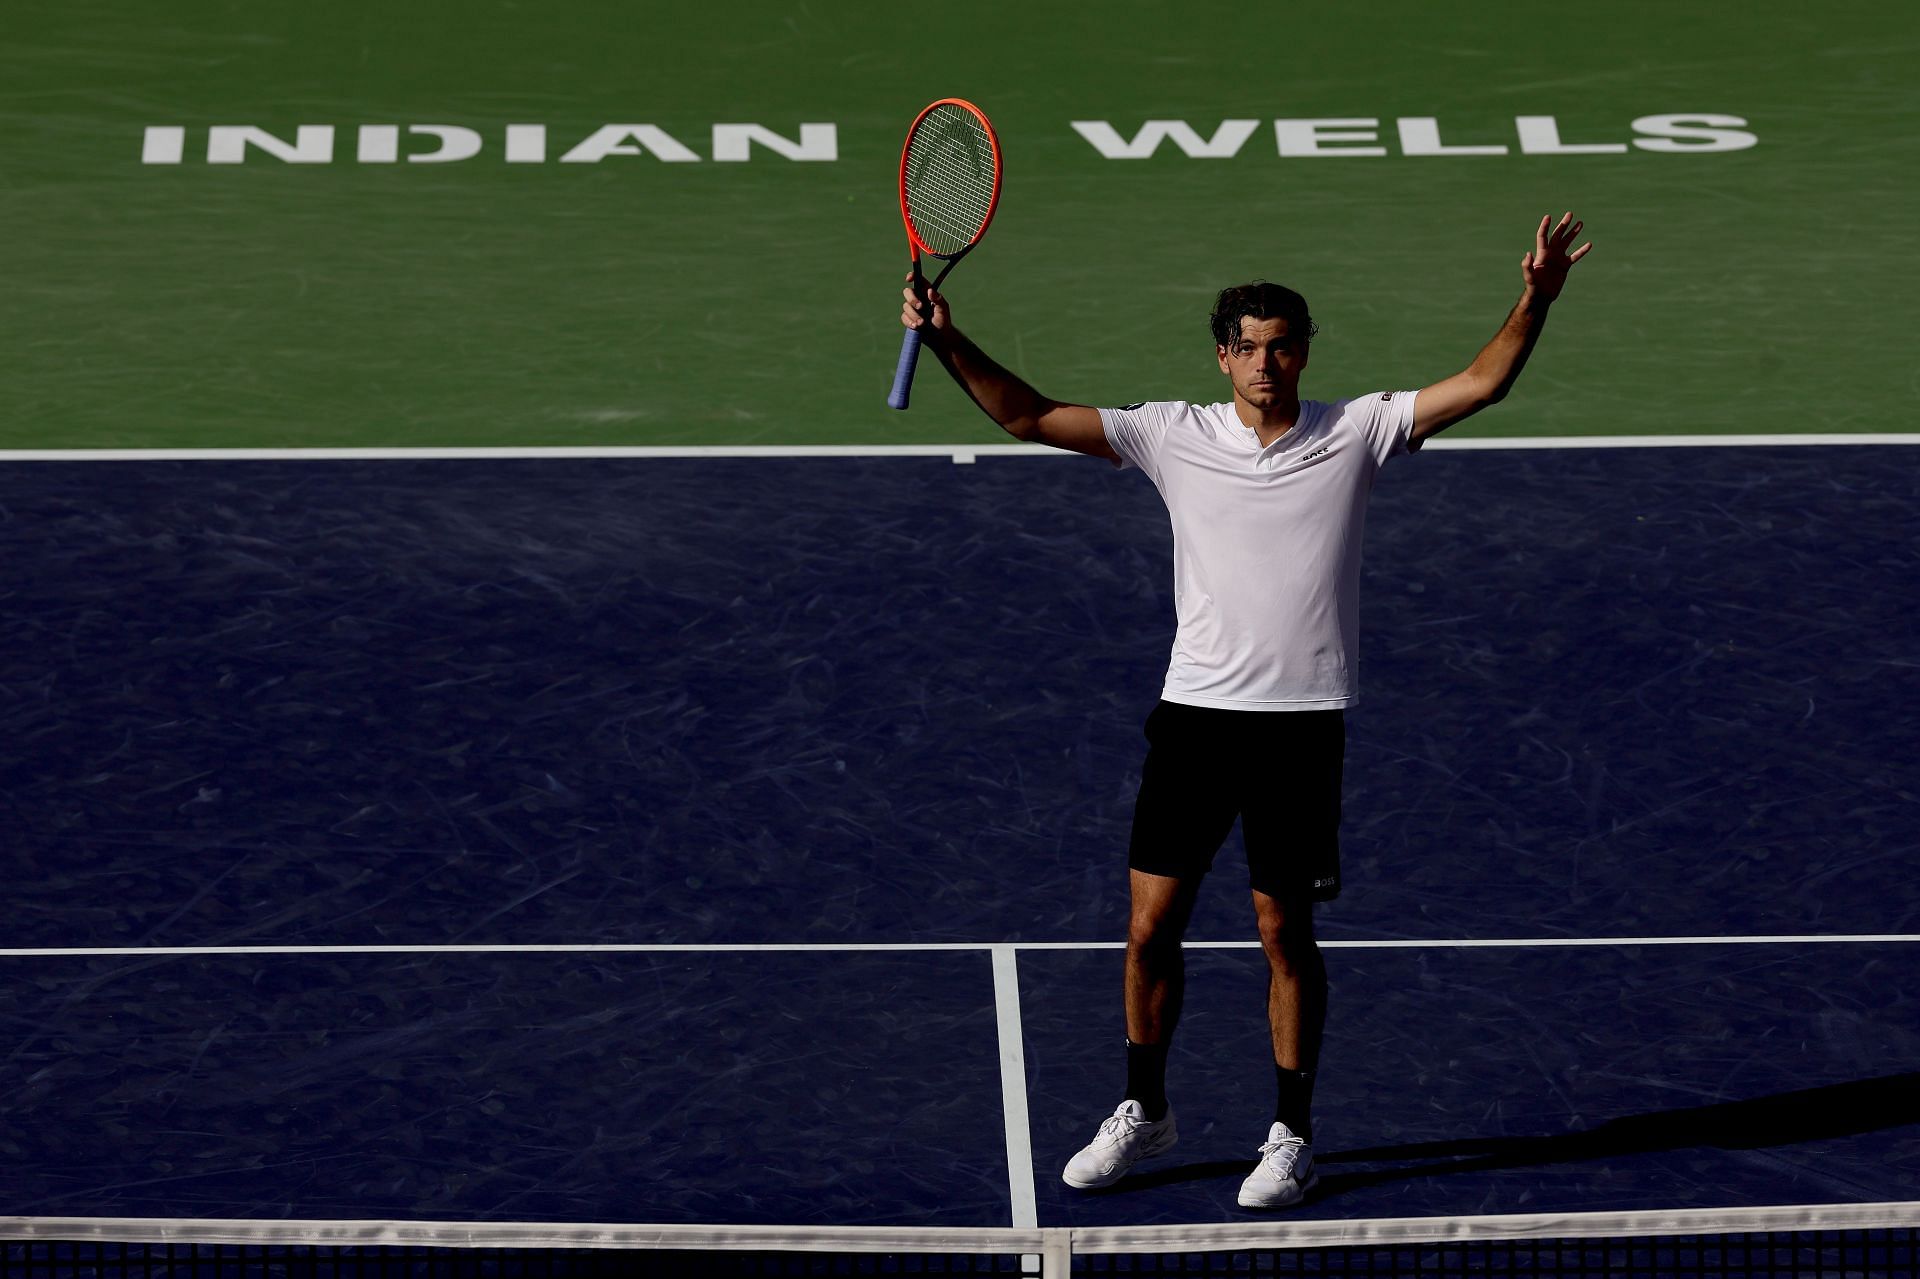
897,98,1002,260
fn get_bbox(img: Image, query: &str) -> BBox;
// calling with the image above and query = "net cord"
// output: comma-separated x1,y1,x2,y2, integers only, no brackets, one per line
1070,1200,1920,1253
3,929,1919,953
5,1201,1915,1278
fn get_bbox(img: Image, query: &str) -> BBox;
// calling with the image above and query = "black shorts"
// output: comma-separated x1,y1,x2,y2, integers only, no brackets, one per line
1127,700,1345,901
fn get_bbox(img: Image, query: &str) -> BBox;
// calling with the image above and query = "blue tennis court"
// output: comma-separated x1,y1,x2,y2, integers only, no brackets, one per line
3,445,1916,1271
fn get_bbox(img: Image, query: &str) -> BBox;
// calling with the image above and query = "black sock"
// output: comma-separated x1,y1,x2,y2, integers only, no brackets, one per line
1274,1065,1315,1141
1125,1039,1170,1121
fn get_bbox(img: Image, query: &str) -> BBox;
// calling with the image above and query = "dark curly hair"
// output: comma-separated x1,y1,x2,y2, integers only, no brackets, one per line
1209,281,1319,349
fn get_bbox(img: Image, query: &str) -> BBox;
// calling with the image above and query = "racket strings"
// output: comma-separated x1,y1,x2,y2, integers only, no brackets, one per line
904,107,996,256
914,146,994,228
908,144,994,248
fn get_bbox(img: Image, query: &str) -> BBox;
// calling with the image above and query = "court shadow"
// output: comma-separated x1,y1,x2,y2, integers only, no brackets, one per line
1310,1070,1920,1201
1090,1158,1255,1194
1096,1071,1920,1197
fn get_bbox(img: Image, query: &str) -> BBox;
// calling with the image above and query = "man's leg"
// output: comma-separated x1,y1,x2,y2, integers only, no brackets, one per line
1062,866,1202,1189
1241,708,1340,1149
1123,867,1204,1118
1236,885,1325,1208
1063,701,1231,1191
1251,887,1325,1132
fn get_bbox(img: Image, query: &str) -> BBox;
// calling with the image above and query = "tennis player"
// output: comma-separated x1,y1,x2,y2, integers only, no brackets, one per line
899,213,1592,1207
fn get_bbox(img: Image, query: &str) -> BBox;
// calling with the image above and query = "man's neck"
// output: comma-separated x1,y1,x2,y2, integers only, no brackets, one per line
1233,392,1302,446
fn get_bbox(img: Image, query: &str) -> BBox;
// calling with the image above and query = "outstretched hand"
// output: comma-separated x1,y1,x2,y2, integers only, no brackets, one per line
1522,212,1593,302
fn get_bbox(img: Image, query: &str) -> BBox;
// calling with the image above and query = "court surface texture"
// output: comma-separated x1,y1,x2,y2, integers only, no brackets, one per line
3,444,1915,1234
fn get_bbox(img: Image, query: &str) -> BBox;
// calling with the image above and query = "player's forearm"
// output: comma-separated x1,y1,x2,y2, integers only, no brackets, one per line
925,326,1051,438
1465,289,1552,403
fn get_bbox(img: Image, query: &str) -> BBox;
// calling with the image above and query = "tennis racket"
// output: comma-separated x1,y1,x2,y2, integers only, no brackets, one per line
887,98,1003,410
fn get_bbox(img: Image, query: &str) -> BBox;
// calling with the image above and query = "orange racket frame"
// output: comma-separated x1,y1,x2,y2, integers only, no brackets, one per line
888,98,1003,410
897,96,1003,261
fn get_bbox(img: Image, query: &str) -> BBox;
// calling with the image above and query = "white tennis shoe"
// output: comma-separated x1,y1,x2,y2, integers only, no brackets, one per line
1237,1121,1317,1208
1061,1099,1178,1189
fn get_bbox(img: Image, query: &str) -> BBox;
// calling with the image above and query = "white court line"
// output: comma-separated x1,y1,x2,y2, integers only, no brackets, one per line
990,945,1039,1231
1,934,1914,958
0,434,1917,464
0,445,1042,462
1423,433,1920,449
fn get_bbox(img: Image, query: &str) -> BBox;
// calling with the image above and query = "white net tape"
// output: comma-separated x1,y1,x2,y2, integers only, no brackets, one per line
7,1202,1917,1279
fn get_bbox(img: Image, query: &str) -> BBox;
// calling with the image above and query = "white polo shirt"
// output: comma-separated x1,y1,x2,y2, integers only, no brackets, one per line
1099,392,1418,711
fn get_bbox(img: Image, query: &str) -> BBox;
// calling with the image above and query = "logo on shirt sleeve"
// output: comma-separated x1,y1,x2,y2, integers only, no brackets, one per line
1117,402,1145,411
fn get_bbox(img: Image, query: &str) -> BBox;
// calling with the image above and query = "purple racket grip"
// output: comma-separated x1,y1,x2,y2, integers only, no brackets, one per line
887,324,924,410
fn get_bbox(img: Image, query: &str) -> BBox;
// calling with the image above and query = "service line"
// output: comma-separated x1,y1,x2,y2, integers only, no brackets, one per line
1,434,1918,465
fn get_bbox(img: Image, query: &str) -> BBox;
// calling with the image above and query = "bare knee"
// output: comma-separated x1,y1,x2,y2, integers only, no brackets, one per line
1260,924,1317,975
1254,895,1318,973
1128,871,1197,968
1128,911,1184,969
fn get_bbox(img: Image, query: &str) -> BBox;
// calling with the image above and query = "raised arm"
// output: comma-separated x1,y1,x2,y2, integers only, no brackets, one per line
1411,213,1593,444
899,277,1118,462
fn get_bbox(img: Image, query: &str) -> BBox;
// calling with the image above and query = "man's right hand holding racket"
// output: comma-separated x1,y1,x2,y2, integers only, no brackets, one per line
900,275,950,343
897,272,1117,463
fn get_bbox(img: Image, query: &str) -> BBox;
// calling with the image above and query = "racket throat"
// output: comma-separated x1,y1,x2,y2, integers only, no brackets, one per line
909,259,935,324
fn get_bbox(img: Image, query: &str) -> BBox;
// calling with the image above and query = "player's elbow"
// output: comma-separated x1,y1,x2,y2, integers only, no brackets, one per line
1002,395,1065,442
998,415,1043,442
1452,372,1501,407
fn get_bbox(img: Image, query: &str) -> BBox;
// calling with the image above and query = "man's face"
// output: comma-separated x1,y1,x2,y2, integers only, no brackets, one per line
1216,316,1308,410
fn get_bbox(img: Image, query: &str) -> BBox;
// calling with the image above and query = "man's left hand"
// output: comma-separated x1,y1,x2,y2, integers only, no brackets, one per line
1522,212,1592,302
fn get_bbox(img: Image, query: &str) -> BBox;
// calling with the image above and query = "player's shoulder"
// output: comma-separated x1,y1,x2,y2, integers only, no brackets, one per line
1101,399,1200,431
1326,390,1422,461
1325,391,1416,433
1325,391,1402,415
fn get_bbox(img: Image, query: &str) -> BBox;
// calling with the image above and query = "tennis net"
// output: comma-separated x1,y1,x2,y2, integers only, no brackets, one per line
3,1204,1914,1278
